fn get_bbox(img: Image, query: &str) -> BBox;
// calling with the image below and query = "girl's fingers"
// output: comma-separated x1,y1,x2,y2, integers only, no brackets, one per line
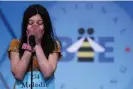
22,43,27,49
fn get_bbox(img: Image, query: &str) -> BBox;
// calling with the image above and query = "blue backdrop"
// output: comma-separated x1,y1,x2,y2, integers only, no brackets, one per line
0,1,133,89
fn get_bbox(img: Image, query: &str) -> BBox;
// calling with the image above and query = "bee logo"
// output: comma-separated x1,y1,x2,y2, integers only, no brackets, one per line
67,28,105,62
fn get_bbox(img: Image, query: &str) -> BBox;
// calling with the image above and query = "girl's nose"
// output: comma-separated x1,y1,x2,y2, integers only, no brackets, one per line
34,22,38,25
32,24,38,29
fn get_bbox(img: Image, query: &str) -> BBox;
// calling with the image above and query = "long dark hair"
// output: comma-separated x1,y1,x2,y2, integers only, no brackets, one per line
19,4,60,59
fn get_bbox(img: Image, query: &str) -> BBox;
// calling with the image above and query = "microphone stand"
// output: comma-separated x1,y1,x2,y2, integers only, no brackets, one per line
30,46,35,89
30,52,33,89
29,35,36,89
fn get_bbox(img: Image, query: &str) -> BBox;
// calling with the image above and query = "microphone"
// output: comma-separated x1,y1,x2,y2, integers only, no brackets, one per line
29,35,36,49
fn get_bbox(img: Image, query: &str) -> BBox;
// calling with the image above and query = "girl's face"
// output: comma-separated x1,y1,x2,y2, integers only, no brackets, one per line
27,14,44,37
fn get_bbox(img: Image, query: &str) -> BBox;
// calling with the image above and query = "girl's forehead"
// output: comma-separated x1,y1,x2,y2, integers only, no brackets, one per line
29,14,42,21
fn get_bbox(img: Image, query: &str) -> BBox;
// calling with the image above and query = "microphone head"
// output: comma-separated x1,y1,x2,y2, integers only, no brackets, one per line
29,35,36,48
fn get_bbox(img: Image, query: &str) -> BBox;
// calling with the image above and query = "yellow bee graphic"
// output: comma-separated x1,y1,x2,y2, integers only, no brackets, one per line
67,28,105,61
